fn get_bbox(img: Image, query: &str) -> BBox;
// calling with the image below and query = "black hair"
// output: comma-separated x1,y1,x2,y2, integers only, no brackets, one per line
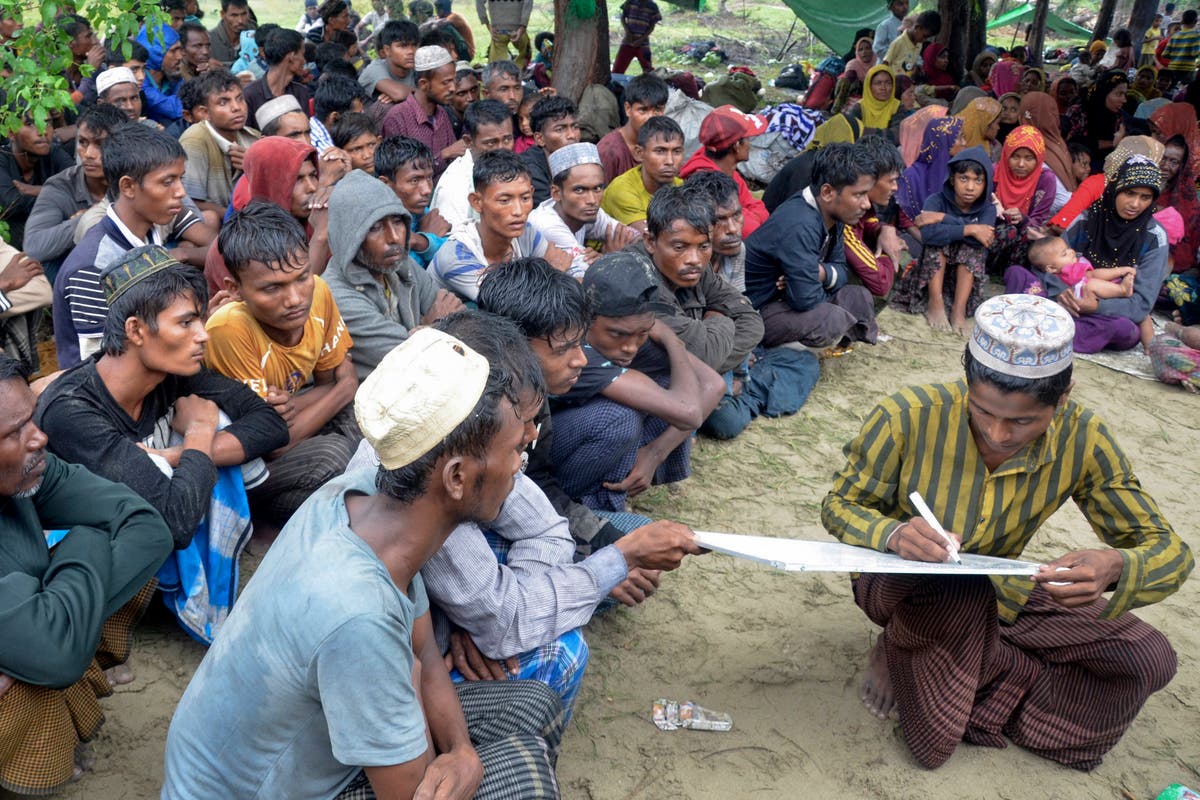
314,73,368,122
263,28,305,64
220,0,249,10
191,68,242,106
331,111,378,148
683,169,739,209
1025,235,1065,267
1068,141,1091,161
481,60,520,86
962,346,1072,407
101,125,185,201
1113,28,1132,47
318,0,348,23
464,98,513,137
529,95,576,135
950,157,986,179
857,133,905,177
0,353,30,383
624,73,669,108
101,264,209,356
177,77,205,113
915,10,942,35
254,23,281,49
637,115,683,147
534,31,554,51
375,135,433,177
179,21,208,46
219,200,309,278
333,29,358,49
377,19,420,48
321,59,359,80
435,310,546,406
472,149,530,191
375,309,534,504
811,141,878,191
419,27,456,52
1010,45,1027,61
478,257,591,340
1184,8,1198,25
106,40,150,67
161,0,187,11
78,103,132,137
456,66,478,82
58,13,91,39
646,183,714,238
314,41,348,70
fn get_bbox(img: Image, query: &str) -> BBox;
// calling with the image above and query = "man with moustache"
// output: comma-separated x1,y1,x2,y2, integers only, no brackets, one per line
0,353,173,795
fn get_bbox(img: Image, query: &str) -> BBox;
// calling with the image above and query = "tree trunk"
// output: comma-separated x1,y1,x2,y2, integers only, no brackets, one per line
552,0,611,104
1092,0,1118,41
1126,0,1158,56
968,0,987,70
941,0,987,83
1027,0,1050,67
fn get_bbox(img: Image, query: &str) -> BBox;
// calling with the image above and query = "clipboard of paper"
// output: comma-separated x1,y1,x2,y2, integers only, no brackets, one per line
693,531,1042,576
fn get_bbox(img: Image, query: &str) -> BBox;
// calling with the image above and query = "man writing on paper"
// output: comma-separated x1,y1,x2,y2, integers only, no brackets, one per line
821,293,1193,771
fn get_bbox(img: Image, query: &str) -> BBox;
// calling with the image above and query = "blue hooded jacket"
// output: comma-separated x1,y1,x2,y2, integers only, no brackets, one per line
136,23,183,123
919,145,997,249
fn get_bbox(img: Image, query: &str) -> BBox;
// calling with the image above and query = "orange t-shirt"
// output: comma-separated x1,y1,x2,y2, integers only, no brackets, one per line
205,276,353,397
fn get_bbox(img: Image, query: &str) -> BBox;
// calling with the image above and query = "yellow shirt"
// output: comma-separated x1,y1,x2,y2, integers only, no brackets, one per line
1142,26,1161,55
883,32,921,76
600,165,683,226
205,276,353,397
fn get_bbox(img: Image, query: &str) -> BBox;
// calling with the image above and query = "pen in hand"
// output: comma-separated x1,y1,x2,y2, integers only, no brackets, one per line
908,491,962,564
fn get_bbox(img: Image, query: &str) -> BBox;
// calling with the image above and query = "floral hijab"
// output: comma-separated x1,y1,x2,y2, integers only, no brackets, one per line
995,125,1045,212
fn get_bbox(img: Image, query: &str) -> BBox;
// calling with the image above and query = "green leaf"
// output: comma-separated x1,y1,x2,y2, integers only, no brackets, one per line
40,1,60,27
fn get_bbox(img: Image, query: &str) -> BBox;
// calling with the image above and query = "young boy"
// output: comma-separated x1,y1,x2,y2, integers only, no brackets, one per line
1069,142,1092,185
1028,235,1135,300
519,94,582,205
52,125,204,367
893,145,998,335
449,67,481,135
613,0,662,75
549,251,724,511
430,151,567,301
597,73,668,182
179,69,260,211
430,98,515,227
601,116,685,231
357,19,419,101
206,201,360,530
380,45,463,177
310,73,368,153
330,112,380,172
882,10,941,77
843,134,905,299
375,136,451,266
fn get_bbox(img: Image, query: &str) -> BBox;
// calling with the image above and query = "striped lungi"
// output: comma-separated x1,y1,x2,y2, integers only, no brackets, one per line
336,680,563,799
0,580,157,795
853,573,1177,771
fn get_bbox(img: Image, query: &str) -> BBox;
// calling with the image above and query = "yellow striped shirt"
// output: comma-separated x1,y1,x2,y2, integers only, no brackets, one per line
821,380,1193,623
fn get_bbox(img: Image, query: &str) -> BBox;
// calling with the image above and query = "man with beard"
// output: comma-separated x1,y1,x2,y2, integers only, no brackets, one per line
0,353,172,795
136,22,186,125
324,169,462,380
528,142,638,277
380,46,464,179
744,142,880,350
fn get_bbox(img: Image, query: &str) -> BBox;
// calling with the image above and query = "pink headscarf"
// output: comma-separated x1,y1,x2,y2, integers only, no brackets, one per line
989,61,1025,96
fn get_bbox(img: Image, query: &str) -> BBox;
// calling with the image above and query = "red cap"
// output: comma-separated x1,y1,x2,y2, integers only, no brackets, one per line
698,105,768,150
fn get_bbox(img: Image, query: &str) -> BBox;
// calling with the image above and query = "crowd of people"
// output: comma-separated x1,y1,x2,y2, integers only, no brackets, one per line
0,0,1195,797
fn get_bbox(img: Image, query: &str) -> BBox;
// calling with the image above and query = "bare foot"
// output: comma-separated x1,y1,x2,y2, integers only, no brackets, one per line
950,310,971,337
104,664,134,686
72,742,96,781
861,635,896,721
925,304,951,332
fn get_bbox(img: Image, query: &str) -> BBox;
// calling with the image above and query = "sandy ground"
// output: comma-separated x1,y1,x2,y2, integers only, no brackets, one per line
10,307,1198,800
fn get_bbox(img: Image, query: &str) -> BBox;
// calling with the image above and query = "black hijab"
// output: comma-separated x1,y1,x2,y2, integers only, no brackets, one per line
1080,155,1163,270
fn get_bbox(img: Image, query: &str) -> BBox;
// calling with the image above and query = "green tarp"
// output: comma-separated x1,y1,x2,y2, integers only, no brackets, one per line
986,3,1093,38
777,0,890,56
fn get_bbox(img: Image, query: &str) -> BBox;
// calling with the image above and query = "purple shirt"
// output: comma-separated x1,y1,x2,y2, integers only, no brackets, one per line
381,94,457,178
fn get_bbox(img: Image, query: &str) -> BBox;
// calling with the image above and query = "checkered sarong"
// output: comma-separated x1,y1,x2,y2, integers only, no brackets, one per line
336,680,563,799
0,580,157,795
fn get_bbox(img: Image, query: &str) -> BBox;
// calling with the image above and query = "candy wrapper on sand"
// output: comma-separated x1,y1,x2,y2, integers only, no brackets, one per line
652,699,733,732
1155,785,1200,800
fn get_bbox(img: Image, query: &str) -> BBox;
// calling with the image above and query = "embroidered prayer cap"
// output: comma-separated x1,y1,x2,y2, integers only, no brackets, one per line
699,105,768,151
354,328,490,470
547,142,602,181
969,294,1075,379
255,94,303,131
414,45,453,73
101,245,186,303
583,251,660,318
96,67,139,97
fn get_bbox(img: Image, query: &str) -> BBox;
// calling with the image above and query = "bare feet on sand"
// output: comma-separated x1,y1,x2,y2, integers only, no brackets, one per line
950,310,971,337
105,664,134,686
925,304,951,332
72,742,96,781
861,636,896,720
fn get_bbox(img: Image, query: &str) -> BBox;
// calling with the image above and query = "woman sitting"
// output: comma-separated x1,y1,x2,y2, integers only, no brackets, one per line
991,125,1057,269
917,42,958,102
1149,102,1200,274
847,65,902,135
1082,70,1130,169
956,95,1002,162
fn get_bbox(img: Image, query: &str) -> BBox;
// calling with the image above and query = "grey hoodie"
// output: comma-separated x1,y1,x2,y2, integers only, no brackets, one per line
324,170,438,381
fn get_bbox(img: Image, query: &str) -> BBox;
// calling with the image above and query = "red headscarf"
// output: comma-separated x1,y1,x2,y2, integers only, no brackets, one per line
995,124,1045,212
921,42,955,86
1150,102,1200,178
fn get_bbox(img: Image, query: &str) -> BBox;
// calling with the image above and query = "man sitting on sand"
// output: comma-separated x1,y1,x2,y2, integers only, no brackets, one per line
0,354,172,796
163,326,568,799
821,293,1193,771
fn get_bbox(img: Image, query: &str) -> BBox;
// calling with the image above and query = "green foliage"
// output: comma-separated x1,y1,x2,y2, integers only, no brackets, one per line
0,0,166,136
567,0,598,21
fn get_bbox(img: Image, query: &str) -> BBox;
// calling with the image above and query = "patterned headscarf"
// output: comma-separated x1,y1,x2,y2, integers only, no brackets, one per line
896,116,965,219
1102,135,1165,181
861,64,901,129
899,104,945,166
995,125,1045,212
1081,155,1163,270
990,61,1025,96
957,96,1002,149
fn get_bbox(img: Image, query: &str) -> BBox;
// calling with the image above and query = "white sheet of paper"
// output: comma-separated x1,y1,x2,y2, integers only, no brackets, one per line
693,531,1042,576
